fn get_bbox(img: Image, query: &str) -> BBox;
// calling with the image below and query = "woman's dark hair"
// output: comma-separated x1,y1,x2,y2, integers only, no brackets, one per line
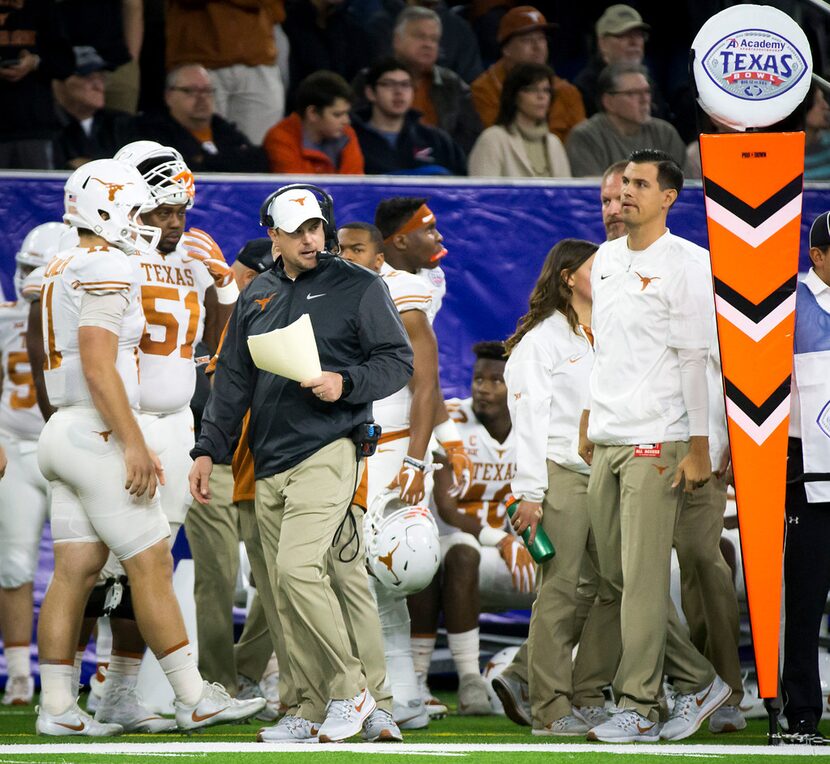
495,63,555,127
505,238,598,354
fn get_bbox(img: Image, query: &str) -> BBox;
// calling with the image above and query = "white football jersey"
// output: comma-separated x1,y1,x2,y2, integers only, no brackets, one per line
419,266,445,324
0,301,43,439
41,246,145,409
134,247,213,414
374,262,440,433
436,397,516,533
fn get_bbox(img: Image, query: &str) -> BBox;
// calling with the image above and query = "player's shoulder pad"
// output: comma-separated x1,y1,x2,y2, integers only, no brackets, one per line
20,266,46,303
445,397,471,423
65,246,136,293
382,265,432,313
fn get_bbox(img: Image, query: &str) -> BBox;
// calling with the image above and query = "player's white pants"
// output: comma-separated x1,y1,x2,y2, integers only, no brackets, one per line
99,407,193,581
0,429,48,588
440,532,536,611
38,407,168,561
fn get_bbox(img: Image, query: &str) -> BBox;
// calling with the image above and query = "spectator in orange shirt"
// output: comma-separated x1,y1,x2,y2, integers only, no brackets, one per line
471,5,585,144
263,70,364,174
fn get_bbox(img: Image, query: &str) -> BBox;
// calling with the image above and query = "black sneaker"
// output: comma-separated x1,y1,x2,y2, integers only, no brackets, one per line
782,719,828,745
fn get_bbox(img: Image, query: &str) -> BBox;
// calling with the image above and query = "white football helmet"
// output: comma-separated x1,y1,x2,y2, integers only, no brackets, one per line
14,222,78,297
115,140,195,209
63,158,160,254
366,488,440,596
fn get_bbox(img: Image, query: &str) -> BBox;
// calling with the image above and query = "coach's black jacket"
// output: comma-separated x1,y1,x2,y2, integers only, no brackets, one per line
191,252,413,479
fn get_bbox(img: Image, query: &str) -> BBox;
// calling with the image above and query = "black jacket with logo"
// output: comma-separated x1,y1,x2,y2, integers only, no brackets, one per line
192,253,413,478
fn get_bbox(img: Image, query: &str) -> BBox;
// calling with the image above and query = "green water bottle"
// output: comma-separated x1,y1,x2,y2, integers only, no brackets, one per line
505,495,556,563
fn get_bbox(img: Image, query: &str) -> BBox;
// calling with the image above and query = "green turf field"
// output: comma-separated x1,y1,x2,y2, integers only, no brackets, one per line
0,693,824,763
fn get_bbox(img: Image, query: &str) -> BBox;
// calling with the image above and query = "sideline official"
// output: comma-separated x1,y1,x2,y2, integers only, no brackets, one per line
188,186,413,743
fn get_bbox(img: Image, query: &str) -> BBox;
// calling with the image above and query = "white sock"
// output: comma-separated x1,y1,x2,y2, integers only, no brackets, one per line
158,642,203,706
71,649,85,697
4,645,30,678
410,634,436,681
39,662,75,715
448,628,480,678
375,583,421,710
95,617,112,664
105,651,142,690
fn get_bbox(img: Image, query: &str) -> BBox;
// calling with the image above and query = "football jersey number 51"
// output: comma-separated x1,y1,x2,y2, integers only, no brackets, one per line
140,285,200,359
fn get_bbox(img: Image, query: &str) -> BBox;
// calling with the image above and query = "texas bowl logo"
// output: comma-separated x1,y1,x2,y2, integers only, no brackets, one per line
702,28,808,102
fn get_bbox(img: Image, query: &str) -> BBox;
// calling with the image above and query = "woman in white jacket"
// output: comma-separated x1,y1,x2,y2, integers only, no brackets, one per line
504,238,616,735
469,63,571,179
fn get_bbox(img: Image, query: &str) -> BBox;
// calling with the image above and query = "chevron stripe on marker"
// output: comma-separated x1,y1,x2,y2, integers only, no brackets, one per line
704,175,802,226
714,281,797,342
705,195,802,248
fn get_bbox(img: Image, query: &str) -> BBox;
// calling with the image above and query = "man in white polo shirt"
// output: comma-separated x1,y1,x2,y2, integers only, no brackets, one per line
578,149,729,742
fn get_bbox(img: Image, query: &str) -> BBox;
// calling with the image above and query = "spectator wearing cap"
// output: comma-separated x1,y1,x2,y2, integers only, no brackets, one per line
51,46,136,170
263,70,364,175
166,0,285,145
469,62,570,178
781,212,830,744
573,4,669,122
133,63,269,173
352,6,482,154
471,5,585,144
565,62,684,177
351,58,467,175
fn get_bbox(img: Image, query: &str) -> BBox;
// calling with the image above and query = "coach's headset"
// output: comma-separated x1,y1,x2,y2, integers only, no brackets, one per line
259,183,338,253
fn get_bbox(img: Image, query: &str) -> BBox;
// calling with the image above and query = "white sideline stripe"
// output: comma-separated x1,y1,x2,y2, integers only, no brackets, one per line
715,293,796,343
705,195,802,248
0,743,824,756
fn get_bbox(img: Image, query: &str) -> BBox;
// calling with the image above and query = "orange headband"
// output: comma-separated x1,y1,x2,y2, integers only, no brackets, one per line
383,204,436,244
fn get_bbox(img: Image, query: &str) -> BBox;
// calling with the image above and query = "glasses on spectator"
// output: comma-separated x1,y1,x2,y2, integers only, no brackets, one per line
609,87,651,98
519,84,553,96
375,79,414,91
169,86,215,97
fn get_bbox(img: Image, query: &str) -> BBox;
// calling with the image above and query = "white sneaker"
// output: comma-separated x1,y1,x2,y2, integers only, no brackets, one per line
532,714,590,736
238,674,277,722
362,708,403,742
708,704,747,733
491,673,531,726
85,664,107,712
417,675,447,719
175,681,266,731
660,675,731,741
318,688,377,743
2,676,34,706
573,705,611,728
587,708,661,742
36,702,123,737
457,673,492,716
259,671,281,722
393,697,429,729
94,683,176,733
256,714,319,743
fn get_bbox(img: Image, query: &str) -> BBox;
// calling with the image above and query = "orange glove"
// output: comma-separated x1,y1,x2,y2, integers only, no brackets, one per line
442,440,473,498
387,456,440,505
497,535,536,594
182,228,232,288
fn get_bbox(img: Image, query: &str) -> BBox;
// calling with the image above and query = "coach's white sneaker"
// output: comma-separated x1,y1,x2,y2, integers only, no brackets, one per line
362,708,403,742
708,704,747,733
36,702,123,737
418,675,447,719
256,714,319,743
660,675,731,741
175,681,265,731
2,675,34,706
586,708,661,742
573,705,611,728
491,673,531,726
317,688,376,743
457,673,492,715
94,683,176,733
533,714,590,736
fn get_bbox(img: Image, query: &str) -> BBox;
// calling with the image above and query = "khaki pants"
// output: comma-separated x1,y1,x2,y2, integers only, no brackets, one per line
588,442,715,721
506,461,619,725
255,439,367,718
674,474,743,706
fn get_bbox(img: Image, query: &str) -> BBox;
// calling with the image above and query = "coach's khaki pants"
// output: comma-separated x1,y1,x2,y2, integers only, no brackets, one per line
588,442,715,721
505,461,619,726
255,439,367,718
674,474,743,706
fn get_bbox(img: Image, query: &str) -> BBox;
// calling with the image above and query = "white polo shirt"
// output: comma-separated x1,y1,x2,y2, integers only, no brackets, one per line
505,311,593,503
588,229,715,446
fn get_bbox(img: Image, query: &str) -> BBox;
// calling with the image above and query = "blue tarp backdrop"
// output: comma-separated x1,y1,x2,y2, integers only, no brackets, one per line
1,173,827,398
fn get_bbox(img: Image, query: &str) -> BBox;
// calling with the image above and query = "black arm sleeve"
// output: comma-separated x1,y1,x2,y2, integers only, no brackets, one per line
340,278,413,404
191,297,256,463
